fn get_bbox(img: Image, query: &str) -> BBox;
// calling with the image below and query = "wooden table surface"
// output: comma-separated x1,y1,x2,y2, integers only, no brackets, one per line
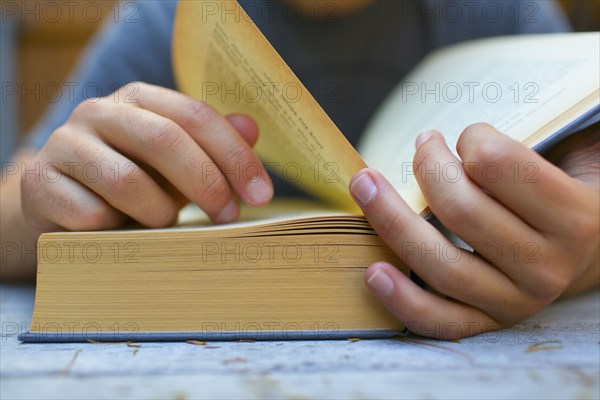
1,284,599,400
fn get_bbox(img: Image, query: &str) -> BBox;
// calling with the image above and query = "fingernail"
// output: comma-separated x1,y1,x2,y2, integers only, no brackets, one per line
415,130,434,149
217,200,238,223
247,176,273,205
367,268,394,297
350,172,378,206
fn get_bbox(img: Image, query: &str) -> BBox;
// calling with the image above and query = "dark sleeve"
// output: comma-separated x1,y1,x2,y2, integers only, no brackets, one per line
425,0,572,48
512,0,571,33
25,0,178,150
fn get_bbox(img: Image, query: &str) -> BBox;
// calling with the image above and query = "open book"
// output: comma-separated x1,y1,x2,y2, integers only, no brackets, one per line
20,2,599,342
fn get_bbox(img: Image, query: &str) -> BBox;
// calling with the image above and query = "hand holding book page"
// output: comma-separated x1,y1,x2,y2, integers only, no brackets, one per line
173,1,366,213
348,34,599,338
351,123,599,339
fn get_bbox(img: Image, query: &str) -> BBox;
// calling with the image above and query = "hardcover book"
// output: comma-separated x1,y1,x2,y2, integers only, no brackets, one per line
20,2,599,342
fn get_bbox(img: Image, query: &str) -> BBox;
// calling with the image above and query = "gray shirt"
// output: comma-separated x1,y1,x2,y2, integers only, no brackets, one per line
25,0,570,196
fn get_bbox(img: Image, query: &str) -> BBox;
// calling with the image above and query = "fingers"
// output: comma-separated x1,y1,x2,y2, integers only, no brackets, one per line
412,130,550,287
349,124,598,338
364,262,500,339
21,161,126,234
72,98,239,223
114,82,272,207
43,128,179,228
455,123,594,236
349,168,525,322
26,81,271,234
226,113,260,147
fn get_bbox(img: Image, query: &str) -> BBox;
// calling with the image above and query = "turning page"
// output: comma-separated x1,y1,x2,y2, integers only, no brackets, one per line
173,1,365,212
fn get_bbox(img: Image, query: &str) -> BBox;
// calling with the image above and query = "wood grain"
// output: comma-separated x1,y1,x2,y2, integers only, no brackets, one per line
2,284,599,399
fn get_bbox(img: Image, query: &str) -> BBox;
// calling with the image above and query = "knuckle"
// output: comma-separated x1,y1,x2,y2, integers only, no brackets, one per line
118,81,145,96
46,126,73,148
71,98,103,119
468,136,508,167
536,268,570,300
102,172,134,199
100,171,179,229
124,80,145,90
457,122,496,157
71,100,93,118
461,122,495,140
184,99,217,127
405,297,431,322
376,211,404,240
412,144,438,175
145,118,184,153
197,174,229,205
570,214,599,246
222,142,253,171
20,159,44,195
115,81,143,103
430,265,465,295
71,141,96,165
437,194,473,229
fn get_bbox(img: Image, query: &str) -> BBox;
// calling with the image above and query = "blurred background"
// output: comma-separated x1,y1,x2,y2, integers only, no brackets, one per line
1,0,599,164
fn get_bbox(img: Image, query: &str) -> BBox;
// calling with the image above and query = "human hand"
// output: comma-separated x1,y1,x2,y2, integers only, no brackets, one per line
349,123,600,339
21,82,273,235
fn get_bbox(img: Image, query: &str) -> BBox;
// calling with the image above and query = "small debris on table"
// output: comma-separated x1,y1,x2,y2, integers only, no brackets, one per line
186,340,207,346
526,340,563,353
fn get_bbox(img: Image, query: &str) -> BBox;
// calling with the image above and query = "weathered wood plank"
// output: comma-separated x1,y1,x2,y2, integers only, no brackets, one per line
1,284,599,399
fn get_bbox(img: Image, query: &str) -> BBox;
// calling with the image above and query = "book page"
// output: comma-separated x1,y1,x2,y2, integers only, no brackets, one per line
173,1,365,212
176,198,352,229
359,33,600,214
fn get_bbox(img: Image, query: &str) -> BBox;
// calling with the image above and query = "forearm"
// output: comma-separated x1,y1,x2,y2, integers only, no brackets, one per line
1,149,38,281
